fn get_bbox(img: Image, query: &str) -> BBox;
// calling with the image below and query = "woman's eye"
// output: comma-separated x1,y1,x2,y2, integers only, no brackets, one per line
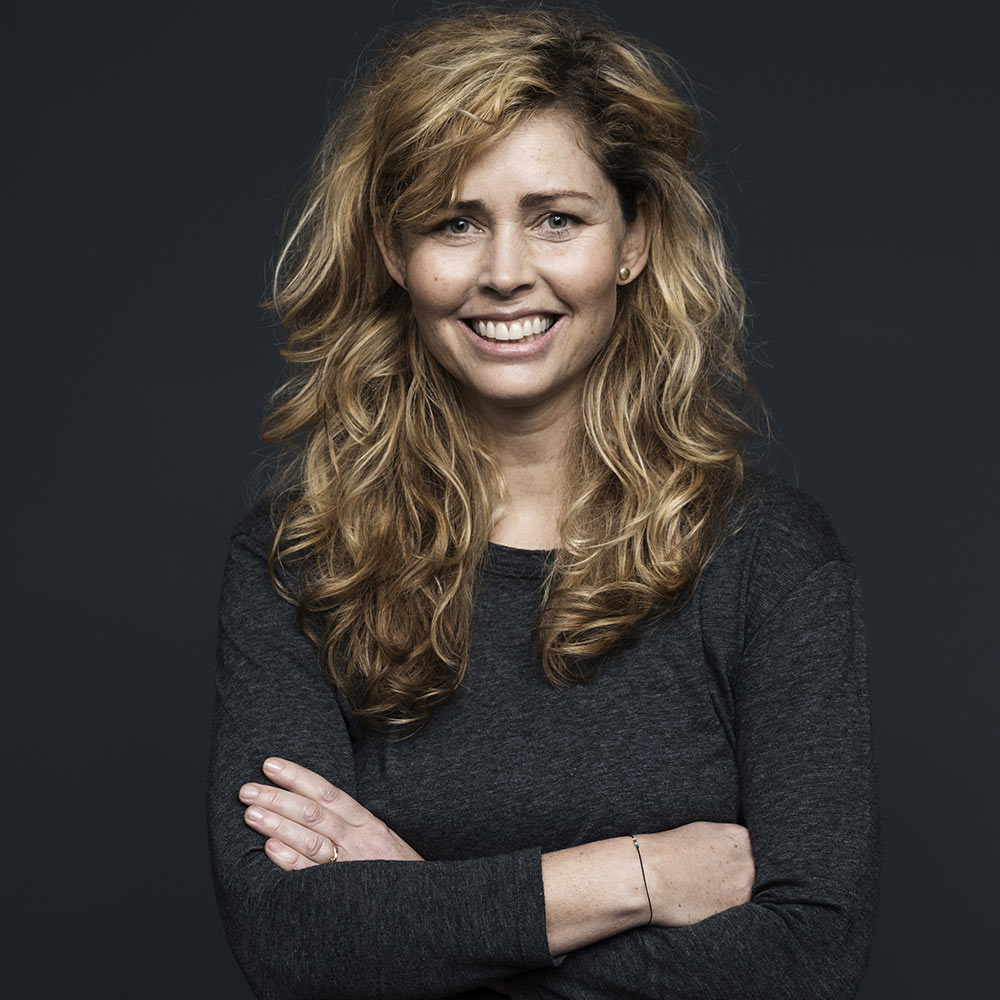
544,213,574,231
441,218,472,234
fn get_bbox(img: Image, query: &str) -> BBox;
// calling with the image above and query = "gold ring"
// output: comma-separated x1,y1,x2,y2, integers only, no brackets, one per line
328,842,340,863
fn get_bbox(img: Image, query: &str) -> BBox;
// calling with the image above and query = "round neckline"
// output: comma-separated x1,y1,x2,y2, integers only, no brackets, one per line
483,540,553,579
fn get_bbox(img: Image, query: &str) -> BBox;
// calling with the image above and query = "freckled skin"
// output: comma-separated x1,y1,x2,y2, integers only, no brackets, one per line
382,110,649,428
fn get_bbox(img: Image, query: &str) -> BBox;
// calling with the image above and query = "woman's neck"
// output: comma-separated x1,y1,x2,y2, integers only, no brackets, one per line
478,400,575,550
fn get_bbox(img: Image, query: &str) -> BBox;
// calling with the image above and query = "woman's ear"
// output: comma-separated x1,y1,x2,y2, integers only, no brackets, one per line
375,226,408,290
619,198,653,283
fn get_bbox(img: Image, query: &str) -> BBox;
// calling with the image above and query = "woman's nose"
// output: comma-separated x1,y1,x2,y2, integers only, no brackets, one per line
480,226,534,296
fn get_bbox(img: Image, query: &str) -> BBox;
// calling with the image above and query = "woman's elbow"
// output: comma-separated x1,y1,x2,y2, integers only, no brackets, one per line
751,889,878,999
213,867,343,1000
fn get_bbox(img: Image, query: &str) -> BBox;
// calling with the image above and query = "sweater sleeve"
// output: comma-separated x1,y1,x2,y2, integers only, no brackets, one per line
206,513,558,1000
502,499,881,999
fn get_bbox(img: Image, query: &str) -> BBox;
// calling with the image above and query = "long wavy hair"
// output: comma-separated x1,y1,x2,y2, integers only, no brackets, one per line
262,4,763,739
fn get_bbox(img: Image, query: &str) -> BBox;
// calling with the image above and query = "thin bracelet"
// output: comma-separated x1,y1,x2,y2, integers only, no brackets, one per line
629,834,653,926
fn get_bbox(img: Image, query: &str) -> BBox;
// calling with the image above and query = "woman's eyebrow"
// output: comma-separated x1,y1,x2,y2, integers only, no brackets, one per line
519,190,599,207
450,190,599,214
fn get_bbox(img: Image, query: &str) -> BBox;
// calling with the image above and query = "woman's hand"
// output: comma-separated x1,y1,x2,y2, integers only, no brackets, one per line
644,821,755,926
239,757,424,869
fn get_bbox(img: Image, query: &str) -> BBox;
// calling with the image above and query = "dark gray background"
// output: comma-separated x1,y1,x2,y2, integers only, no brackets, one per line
5,0,995,995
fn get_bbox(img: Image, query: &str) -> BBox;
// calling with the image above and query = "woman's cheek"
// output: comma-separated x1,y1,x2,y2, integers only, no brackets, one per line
407,248,475,314
549,239,619,296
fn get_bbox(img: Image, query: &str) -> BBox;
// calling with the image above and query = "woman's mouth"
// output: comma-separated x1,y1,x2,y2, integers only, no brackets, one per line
461,314,558,343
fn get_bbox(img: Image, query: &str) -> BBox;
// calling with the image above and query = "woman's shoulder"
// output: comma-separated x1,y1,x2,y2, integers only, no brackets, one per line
705,469,858,628
729,469,853,567
217,499,321,662
219,499,289,610
223,496,317,604
228,500,279,553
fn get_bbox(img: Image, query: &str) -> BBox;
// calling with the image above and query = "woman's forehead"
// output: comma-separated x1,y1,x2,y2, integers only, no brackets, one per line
442,111,612,209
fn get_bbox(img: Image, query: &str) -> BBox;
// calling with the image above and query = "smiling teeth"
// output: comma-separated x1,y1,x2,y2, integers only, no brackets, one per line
473,315,555,341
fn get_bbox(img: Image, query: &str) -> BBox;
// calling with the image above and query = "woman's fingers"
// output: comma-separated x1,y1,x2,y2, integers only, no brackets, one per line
240,781,343,833
263,837,318,871
258,757,372,827
243,803,341,864
239,758,362,868
238,757,424,865
238,783,352,866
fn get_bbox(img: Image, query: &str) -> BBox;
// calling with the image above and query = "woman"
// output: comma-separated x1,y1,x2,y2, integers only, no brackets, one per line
207,7,880,999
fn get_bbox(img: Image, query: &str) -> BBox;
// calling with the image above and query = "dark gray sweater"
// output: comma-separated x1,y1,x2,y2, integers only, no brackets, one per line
206,472,880,1000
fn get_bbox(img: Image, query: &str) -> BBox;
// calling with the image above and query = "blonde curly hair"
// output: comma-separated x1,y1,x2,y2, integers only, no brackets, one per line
261,4,763,739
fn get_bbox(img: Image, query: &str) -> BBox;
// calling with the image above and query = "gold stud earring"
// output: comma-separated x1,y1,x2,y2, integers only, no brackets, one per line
618,266,631,283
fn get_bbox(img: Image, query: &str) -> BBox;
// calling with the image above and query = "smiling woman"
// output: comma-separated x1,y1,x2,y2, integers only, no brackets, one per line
207,6,879,1000
378,110,651,517
382,108,650,528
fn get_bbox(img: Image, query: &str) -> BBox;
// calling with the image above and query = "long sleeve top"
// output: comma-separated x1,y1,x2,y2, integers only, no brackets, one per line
206,471,880,1000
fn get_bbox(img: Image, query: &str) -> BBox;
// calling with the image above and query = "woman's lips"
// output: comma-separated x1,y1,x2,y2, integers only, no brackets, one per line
465,314,558,342
459,315,563,354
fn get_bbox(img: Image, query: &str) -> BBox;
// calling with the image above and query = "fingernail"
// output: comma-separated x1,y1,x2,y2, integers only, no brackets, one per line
263,759,283,774
240,785,258,799
246,807,265,822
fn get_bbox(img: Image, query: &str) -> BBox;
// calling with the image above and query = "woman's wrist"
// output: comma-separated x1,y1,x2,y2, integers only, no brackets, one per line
540,835,651,957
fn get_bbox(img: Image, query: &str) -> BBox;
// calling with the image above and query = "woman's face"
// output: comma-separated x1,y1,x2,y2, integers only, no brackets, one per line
381,109,649,426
